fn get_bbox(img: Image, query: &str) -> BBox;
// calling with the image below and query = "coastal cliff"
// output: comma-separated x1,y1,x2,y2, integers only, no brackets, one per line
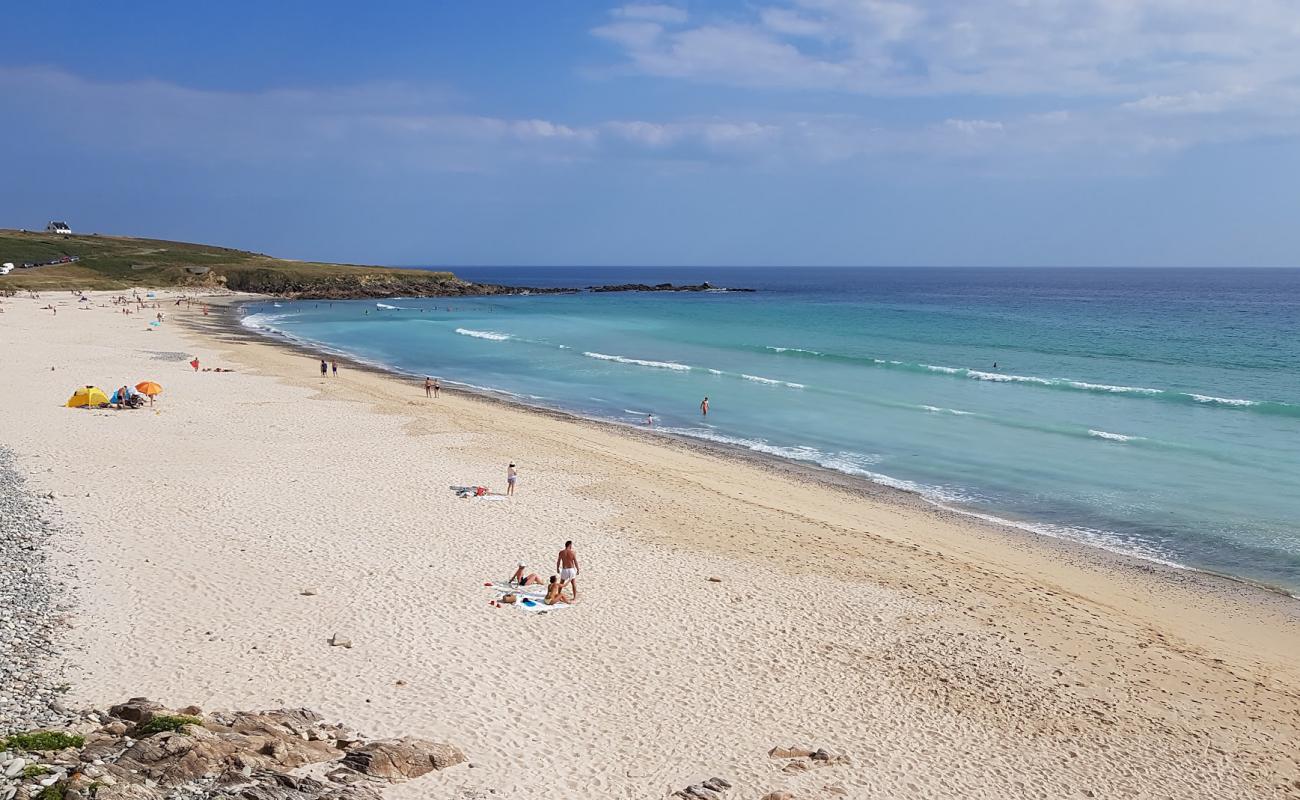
0,230,751,298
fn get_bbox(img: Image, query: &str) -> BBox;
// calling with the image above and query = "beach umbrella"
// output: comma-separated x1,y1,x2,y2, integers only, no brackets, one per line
66,386,109,408
135,381,162,406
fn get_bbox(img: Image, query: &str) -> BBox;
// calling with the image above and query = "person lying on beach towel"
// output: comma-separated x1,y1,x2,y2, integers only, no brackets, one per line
509,562,543,586
450,485,489,498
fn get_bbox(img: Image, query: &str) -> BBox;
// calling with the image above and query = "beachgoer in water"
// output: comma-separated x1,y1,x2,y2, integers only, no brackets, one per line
544,575,569,605
424,377,433,398
320,359,328,377
556,540,580,598
507,463,518,496
646,413,654,426
701,396,709,416
434,379,440,398
993,362,998,369
509,562,543,586
331,360,338,377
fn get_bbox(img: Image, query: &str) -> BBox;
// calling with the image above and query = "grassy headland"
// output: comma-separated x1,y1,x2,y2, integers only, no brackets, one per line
0,229,478,298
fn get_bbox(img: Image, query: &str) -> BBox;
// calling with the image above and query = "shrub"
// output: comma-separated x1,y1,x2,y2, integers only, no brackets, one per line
135,714,203,737
1,731,84,751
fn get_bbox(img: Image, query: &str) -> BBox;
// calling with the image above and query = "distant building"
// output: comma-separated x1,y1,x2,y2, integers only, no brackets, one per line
46,221,72,235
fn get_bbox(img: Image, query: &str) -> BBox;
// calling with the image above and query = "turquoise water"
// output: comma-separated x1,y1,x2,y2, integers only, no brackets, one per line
241,267,1300,593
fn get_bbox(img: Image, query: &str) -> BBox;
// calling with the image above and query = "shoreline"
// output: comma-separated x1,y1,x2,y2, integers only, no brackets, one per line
5,289,1300,798
216,295,1300,605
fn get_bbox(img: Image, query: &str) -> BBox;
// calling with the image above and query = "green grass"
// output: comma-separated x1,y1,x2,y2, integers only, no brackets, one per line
0,229,457,293
135,714,204,737
23,765,52,778
1,731,85,751
36,783,65,800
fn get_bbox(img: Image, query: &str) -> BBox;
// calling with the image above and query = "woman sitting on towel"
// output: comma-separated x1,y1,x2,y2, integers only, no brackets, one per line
544,575,571,605
509,562,543,587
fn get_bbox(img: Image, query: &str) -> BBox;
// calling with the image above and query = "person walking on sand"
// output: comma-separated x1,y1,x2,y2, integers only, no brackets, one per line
434,378,441,398
701,396,709,417
556,540,580,598
320,359,328,377
331,360,338,377
424,377,433,398
190,357,200,372
507,463,518,496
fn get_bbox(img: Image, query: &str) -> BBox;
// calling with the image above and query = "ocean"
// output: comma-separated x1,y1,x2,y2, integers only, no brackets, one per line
240,267,1300,594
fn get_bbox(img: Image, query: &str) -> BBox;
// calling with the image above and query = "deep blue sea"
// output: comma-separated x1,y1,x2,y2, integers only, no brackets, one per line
241,267,1300,593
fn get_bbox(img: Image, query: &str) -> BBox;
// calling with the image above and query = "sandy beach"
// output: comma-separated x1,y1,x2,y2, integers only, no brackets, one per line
2,290,1299,799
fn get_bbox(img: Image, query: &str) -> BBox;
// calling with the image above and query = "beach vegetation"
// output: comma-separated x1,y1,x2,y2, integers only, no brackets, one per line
1,731,85,751
0,229,457,295
22,764,52,778
36,782,65,800
135,714,204,736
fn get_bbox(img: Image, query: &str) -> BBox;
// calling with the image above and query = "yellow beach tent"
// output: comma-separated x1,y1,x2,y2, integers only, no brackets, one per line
66,386,110,408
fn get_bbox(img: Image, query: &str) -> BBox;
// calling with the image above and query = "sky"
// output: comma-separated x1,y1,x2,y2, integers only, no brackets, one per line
2,1,1299,267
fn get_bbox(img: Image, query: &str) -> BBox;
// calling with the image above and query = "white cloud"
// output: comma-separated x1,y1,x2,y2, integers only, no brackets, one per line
612,4,688,24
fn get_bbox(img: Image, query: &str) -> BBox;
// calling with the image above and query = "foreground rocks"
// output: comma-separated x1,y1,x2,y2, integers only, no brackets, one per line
0,447,69,732
0,698,465,800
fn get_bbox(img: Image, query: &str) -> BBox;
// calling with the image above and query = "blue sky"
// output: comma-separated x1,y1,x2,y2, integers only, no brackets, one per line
2,1,1298,267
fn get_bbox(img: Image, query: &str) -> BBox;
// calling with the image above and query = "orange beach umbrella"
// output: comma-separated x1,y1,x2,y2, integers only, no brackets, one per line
135,381,163,396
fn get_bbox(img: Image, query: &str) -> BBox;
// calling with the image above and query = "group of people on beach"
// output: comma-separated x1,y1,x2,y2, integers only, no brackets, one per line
319,359,338,377
508,541,581,605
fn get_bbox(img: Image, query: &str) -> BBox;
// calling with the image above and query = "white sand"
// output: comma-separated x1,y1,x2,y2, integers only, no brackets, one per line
2,290,1299,799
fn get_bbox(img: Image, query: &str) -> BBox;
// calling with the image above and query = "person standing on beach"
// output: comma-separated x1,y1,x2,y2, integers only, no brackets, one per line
701,396,709,417
434,378,441,398
424,377,433,398
507,463,518,496
331,360,338,377
320,359,328,377
556,540,579,598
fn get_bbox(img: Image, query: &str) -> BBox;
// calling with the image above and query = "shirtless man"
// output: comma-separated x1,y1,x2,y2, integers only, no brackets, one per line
424,377,433,398
700,396,709,416
556,540,580,598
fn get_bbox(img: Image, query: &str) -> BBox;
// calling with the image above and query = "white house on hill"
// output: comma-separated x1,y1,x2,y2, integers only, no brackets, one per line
46,221,72,234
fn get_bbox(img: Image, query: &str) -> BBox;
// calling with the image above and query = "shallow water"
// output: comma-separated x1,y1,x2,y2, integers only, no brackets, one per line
242,267,1300,593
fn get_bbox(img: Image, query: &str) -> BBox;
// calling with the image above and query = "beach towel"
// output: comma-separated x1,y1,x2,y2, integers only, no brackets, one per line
488,582,569,612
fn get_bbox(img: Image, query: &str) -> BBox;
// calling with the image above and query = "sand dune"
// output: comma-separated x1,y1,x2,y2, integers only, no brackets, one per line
1,291,1298,799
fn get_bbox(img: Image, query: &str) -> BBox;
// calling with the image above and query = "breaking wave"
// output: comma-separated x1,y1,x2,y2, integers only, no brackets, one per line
741,373,805,389
583,352,692,371
1088,429,1145,443
455,328,513,341
757,344,1295,416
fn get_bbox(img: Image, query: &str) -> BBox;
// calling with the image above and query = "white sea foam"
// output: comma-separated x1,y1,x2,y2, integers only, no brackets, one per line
375,303,403,310
922,364,963,374
1068,380,1161,394
920,405,974,416
707,368,723,375
741,374,805,389
766,346,822,355
1187,393,1258,407
583,352,692,371
455,328,513,341
1088,429,1144,443
965,370,1054,386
